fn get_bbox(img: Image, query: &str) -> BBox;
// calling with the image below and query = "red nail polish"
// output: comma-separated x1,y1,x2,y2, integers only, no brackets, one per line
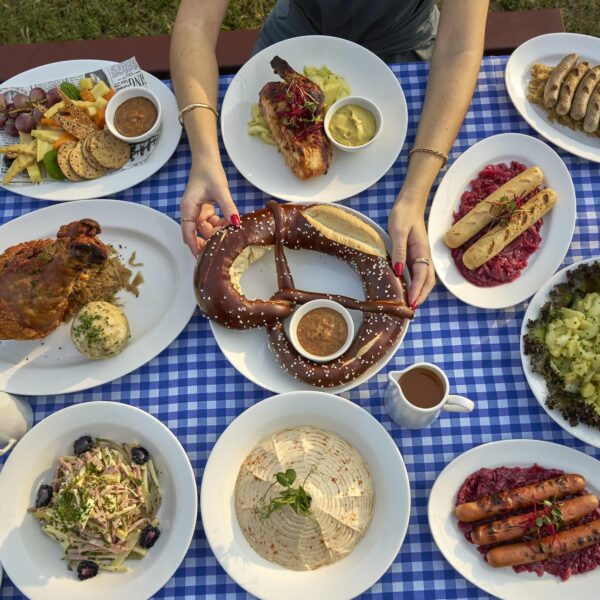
410,302,417,311
394,262,404,277
230,214,240,228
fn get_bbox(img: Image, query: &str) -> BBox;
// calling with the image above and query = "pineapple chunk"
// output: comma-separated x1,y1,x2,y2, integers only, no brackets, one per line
36,139,53,162
79,77,94,90
44,101,64,118
90,81,111,100
25,160,42,184
31,129,63,143
95,97,108,110
86,106,98,118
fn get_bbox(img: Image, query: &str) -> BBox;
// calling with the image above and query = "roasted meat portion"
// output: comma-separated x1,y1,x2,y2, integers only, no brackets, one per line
0,219,107,340
259,56,332,180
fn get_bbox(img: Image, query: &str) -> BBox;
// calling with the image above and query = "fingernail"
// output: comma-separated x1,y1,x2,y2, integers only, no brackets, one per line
410,302,417,311
394,262,404,277
230,214,240,228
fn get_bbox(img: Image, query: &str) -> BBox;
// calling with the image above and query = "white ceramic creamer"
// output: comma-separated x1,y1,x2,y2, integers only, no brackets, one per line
0,392,33,455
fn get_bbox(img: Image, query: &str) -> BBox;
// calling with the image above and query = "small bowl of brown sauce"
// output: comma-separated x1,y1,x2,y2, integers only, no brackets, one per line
324,96,382,153
289,299,354,363
105,86,161,143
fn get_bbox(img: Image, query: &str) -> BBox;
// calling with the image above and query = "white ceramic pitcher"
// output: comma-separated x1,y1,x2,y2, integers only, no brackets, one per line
384,362,474,429
0,392,33,455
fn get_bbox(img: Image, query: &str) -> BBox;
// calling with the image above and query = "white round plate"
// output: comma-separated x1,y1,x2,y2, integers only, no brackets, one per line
0,200,196,395
521,256,600,448
0,401,197,600
1,59,181,201
201,391,411,600
505,33,600,163
429,439,600,600
428,133,575,309
209,204,411,394
221,35,407,203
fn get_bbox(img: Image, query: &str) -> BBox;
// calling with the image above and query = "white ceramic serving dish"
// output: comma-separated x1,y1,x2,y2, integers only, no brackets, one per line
105,85,162,143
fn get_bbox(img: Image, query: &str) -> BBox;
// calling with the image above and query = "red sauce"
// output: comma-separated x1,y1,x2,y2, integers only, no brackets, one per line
451,161,543,287
456,465,600,580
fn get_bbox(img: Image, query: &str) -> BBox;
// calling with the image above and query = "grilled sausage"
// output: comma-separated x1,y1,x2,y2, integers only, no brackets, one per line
443,167,543,249
462,188,557,271
583,83,600,133
486,518,600,568
570,66,600,121
455,474,586,523
544,53,579,109
556,62,590,115
471,494,599,546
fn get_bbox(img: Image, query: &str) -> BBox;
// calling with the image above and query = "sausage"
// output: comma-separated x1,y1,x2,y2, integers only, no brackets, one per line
570,66,600,120
486,518,600,568
462,188,557,271
555,62,590,115
470,494,599,546
543,53,579,109
443,167,544,249
455,474,586,523
583,83,600,133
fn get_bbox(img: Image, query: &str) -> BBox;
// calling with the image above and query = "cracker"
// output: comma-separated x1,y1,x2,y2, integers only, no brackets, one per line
81,135,109,172
69,142,107,180
57,141,83,181
89,130,130,170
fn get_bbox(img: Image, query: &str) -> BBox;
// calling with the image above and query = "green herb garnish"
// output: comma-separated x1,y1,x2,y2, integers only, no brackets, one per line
489,195,523,227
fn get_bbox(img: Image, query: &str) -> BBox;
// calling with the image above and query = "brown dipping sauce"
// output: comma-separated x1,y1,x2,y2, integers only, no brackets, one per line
296,307,348,357
400,367,445,409
114,97,158,138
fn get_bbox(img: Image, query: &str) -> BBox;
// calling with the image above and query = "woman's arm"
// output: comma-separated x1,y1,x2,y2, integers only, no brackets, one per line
171,0,238,255
389,0,489,308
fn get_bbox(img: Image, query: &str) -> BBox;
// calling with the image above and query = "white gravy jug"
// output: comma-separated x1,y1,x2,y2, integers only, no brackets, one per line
0,392,33,455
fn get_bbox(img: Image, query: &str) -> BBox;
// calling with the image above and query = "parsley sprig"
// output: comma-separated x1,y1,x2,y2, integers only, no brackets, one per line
489,195,524,228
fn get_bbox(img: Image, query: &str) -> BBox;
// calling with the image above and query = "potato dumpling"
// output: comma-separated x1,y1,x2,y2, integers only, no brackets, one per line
71,301,130,359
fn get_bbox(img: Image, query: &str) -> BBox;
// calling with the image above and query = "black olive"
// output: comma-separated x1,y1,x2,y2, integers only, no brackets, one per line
73,435,95,455
76,560,99,580
139,524,161,549
131,446,149,465
35,484,53,508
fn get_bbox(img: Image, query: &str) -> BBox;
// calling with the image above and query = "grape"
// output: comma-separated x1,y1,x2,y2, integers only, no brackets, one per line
0,93,6,112
46,88,61,107
5,118,18,137
15,113,35,134
12,93,29,110
29,87,46,103
0,114,6,128
32,108,44,123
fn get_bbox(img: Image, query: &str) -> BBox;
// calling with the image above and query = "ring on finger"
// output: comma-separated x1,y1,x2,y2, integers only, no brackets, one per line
413,257,431,267
180,217,197,224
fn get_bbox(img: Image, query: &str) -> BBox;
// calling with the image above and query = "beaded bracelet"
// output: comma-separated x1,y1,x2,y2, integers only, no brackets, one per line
408,146,449,168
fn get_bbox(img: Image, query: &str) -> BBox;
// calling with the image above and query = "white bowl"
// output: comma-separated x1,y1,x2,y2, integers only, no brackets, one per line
200,390,411,600
288,299,355,363
324,96,383,152
105,86,162,143
0,401,197,600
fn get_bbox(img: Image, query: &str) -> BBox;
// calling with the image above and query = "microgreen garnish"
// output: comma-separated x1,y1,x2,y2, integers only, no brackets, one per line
519,497,564,551
274,81,323,137
255,466,317,520
488,195,524,228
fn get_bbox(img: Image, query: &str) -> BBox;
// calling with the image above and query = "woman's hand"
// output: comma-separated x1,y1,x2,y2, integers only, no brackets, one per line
388,192,436,310
180,156,240,256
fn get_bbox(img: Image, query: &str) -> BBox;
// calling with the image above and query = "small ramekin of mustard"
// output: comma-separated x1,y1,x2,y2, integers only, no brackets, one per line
289,299,355,363
105,86,161,143
324,96,382,152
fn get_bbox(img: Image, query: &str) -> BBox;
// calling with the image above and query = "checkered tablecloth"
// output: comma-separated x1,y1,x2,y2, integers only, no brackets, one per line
1,54,600,600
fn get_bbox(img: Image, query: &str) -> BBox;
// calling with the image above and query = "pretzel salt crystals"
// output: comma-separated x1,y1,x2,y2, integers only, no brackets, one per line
194,201,414,387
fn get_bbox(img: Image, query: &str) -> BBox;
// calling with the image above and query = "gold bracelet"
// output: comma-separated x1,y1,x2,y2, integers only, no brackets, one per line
409,146,449,168
178,103,219,125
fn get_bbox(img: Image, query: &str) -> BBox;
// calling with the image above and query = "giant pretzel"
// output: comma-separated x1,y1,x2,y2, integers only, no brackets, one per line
194,201,414,387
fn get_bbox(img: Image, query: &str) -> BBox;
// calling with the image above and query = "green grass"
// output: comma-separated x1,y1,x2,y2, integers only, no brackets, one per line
0,0,596,45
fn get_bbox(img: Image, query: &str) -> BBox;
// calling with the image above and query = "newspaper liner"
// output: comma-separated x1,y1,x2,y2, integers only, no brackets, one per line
0,57,159,185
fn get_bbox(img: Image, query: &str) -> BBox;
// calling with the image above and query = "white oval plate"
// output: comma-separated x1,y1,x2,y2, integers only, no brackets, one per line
209,204,411,394
0,200,196,395
505,33,600,163
201,391,411,600
221,35,407,203
429,439,600,600
0,401,197,600
521,256,600,448
428,133,575,309
1,59,181,201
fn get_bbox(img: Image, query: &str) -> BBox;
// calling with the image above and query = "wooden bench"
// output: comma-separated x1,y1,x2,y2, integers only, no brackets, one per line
0,8,564,82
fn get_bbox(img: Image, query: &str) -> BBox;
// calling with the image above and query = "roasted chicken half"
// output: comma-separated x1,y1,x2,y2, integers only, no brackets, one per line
259,56,332,180
0,219,107,340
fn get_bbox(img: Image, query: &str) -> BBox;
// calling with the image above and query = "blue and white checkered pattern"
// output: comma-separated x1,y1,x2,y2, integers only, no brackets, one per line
1,55,600,600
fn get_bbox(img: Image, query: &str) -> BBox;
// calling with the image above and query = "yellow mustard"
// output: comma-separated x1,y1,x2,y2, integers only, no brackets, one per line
329,104,377,147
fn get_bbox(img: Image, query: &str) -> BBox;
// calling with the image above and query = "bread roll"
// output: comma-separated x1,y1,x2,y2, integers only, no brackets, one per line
570,66,600,121
462,188,557,270
544,53,579,109
444,167,544,249
556,62,590,116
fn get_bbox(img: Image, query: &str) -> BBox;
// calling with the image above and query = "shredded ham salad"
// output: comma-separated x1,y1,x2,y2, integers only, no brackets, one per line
29,438,161,573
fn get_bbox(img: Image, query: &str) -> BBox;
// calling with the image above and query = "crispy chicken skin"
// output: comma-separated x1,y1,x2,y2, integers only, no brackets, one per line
0,219,107,340
259,56,332,180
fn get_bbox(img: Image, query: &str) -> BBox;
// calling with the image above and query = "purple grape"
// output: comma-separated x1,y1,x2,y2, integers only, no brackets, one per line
12,93,29,110
46,88,61,107
29,87,46,103
15,113,35,134
0,93,6,112
0,114,6,128
5,118,18,137
32,108,44,123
